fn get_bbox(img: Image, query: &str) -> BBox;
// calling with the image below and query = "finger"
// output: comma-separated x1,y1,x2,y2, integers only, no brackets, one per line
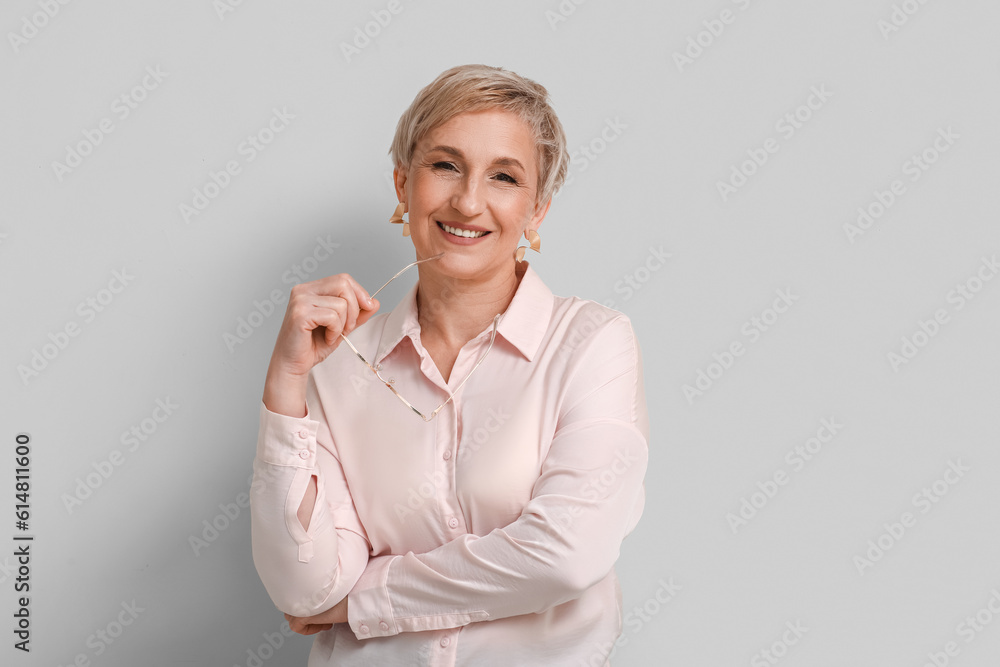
342,274,375,316
310,296,378,347
296,296,348,344
300,623,334,636
297,304,344,341
356,297,380,328
290,616,312,635
305,278,363,335
313,273,372,332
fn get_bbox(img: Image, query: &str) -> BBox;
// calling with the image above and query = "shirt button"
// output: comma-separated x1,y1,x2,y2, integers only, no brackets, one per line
442,450,451,460
448,517,459,529
297,429,309,439
379,621,389,631
440,636,451,647
359,623,369,634
298,450,310,460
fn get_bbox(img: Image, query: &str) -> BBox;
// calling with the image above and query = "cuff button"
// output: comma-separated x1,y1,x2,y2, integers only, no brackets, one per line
298,450,310,460
379,621,389,631
359,623,369,634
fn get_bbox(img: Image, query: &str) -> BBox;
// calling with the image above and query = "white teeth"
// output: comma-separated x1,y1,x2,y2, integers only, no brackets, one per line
440,222,486,238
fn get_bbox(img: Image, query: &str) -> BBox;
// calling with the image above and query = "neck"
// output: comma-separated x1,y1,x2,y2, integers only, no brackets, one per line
416,260,525,346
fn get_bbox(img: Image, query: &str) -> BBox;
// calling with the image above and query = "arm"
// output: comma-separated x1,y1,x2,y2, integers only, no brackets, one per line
346,313,649,638
250,371,372,618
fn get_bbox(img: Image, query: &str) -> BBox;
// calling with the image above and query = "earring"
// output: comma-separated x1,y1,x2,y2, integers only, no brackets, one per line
389,202,410,236
514,229,541,263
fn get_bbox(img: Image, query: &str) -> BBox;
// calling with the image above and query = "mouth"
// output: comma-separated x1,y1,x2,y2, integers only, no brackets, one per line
437,221,491,238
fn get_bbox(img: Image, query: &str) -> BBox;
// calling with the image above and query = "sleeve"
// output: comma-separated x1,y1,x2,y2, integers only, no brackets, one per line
345,313,649,639
250,371,372,617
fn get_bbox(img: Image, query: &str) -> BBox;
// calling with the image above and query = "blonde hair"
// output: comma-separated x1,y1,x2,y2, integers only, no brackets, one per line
389,64,569,210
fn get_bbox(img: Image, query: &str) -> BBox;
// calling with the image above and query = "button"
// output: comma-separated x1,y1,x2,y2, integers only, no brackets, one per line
359,623,369,634
298,450,310,460
296,429,309,439
442,451,451,460
440,636,451,647
379,621,389,631
448,517,459,529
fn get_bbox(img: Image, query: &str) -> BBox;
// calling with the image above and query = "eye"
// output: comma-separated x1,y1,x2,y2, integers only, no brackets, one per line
494,172,519,185
433,161,457,171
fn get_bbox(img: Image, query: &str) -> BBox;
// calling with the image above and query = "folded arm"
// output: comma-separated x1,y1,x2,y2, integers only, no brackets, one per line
346,313,650,638
250,373,371,618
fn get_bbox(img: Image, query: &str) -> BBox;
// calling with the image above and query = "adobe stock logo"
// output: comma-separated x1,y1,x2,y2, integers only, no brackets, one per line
886,254,997,372
339,0,408,63
671,0,760,72
716,85,833,203
877,0,934,39
214,0,249,21
843,126,959,244
544,0,589,31
920,587,1000,667
750,620,808,667
61,397,179,514
17,268,135,386
561,117,628,188
584,577,682,665
179,107,295,223
852,459,969,576
682,288,799,404
8,0,74,55
51,66,168,182
726,417,844,534
222,235,340,353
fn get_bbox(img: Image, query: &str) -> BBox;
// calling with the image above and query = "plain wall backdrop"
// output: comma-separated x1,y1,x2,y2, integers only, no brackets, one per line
3,1,999,665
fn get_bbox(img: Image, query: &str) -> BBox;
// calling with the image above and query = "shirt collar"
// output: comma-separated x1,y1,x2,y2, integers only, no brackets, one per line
374,260,553,365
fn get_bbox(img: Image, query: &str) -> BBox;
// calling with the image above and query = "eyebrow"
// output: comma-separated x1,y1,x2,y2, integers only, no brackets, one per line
425,145,526,172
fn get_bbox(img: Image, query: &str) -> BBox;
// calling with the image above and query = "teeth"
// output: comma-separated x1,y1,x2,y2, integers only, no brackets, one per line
440,222,486,238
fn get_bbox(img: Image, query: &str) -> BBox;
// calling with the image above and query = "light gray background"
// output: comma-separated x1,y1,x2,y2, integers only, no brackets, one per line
3,1,999,665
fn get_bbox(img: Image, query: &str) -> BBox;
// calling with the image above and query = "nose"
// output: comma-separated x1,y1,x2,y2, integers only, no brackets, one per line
450,173,486,218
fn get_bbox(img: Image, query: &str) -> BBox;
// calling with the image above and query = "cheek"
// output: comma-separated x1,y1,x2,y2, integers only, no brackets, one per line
501,204,536,231
412,170,447,195
491,190,533,217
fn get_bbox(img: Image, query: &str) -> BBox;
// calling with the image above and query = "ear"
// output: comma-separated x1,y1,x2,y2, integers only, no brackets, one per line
393,164,409,203
527,197,552,233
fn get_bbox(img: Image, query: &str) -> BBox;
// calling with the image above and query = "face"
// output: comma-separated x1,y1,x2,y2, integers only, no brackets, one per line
393,108,551,279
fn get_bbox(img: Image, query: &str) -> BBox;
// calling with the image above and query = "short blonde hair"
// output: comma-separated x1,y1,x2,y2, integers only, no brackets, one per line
389,64,569,210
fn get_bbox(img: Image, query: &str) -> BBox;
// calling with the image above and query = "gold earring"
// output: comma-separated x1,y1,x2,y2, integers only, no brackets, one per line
515,229,541,263
389,202,410,236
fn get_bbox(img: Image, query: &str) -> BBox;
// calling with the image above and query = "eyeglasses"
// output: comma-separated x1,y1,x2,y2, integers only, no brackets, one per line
338,253,501,422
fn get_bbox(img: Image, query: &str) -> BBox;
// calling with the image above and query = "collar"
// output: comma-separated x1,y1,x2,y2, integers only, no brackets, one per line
374,260,553,365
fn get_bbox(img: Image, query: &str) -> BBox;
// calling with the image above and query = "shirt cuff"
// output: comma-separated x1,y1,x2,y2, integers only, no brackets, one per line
347,554,400,639
256,400,320,468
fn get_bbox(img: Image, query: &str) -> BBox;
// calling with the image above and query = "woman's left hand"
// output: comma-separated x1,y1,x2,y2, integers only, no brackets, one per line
284,597,349,635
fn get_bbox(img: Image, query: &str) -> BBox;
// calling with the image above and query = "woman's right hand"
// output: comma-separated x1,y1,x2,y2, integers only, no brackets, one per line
262,273,380,417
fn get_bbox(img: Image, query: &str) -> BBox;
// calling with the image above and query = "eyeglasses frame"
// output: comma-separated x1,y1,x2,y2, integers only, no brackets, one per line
337,253,502,422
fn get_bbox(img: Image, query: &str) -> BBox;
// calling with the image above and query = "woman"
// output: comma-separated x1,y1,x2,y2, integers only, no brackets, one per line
250,63,650,666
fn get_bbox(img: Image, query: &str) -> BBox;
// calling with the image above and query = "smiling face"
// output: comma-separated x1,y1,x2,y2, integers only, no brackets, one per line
393,108,551,278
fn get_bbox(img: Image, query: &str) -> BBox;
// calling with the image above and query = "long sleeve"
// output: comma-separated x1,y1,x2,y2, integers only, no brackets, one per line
250,371,372,617
345,313,649,639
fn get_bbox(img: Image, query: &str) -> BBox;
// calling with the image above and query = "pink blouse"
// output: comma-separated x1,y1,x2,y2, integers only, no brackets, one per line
250,260,649,666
